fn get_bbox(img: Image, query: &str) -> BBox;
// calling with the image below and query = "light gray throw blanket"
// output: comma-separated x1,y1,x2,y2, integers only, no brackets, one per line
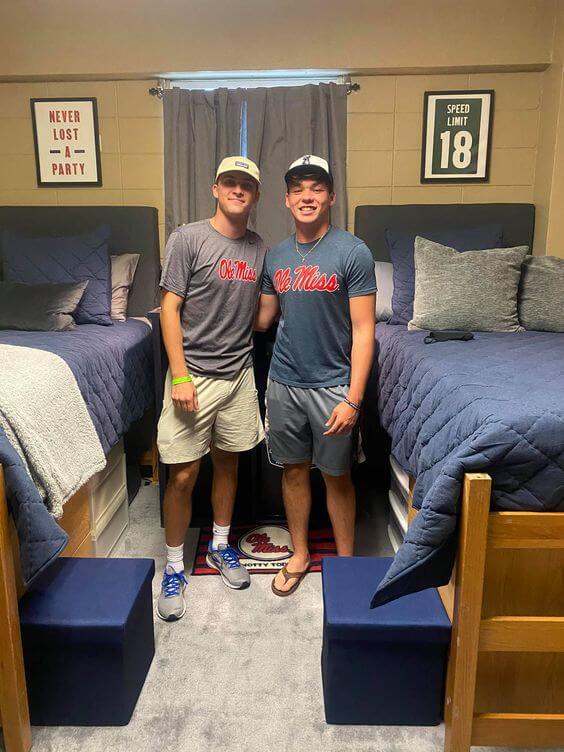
0,344,106,517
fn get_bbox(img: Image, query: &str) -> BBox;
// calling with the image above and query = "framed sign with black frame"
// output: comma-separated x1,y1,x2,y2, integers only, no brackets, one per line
421,90,494,183
30,97,103,187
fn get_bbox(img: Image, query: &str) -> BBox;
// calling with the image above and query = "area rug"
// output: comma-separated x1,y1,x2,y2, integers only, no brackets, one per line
191,524,337,575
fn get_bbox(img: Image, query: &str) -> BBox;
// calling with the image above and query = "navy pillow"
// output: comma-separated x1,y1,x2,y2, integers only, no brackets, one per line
2,226,112,326
385,224,504,325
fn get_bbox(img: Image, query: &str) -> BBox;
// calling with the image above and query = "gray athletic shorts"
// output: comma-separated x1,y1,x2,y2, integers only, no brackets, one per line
266,380,355,477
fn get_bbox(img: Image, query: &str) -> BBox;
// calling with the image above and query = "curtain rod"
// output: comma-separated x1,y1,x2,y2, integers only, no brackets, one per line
148,79,360,98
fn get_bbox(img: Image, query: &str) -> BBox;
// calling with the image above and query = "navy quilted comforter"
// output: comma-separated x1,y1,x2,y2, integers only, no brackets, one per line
371,323,564,607
0,319,153,584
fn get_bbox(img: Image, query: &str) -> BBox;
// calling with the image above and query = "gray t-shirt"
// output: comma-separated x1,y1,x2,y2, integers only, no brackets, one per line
160,219,268,379
262,226,376,387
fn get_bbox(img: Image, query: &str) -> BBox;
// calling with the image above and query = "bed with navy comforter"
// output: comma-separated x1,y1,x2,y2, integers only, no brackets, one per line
0,319,153,584
0,319,153,454
371,322,564,606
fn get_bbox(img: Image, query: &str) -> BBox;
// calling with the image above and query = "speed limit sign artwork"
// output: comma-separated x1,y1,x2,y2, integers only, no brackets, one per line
421,91,494,183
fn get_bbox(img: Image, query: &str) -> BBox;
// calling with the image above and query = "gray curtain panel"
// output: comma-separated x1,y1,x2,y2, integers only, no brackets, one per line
246,83,348,247
164,82,348,248
163,87,244,238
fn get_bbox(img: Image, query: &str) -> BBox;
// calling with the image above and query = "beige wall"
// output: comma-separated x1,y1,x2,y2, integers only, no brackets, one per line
0,79,166,251
0,1,559,258
535,0,564,257
347,73,542,239
0,71,545,255
0,1,555,80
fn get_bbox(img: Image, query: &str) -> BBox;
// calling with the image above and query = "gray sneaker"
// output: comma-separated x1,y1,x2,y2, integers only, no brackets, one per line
206,543,251,590
156,565,188,622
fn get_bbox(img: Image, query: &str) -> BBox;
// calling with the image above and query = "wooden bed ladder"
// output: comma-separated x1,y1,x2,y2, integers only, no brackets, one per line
0,466,32,752
443,474,564,752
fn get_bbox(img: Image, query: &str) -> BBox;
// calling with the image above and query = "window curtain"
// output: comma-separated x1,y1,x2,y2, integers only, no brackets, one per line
163,87,244,238
163,82,348,247
246,83,348,247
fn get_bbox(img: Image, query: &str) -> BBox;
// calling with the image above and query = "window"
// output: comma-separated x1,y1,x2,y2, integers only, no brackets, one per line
166,70,345,158
167,69,345,91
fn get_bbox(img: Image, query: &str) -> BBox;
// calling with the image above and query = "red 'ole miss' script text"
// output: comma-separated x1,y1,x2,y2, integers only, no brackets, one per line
273,265,340,293
218,259,257,283
245,533,290,555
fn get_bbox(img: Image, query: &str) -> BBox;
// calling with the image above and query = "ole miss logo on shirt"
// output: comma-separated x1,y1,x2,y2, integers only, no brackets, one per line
218,258,257,283
273,265,339,293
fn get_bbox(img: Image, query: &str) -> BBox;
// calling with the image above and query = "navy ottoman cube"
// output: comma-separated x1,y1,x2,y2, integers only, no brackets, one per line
19,557,155,726
322,557,451,726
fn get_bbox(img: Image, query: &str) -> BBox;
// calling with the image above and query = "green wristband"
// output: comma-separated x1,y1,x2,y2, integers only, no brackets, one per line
171,375,193,385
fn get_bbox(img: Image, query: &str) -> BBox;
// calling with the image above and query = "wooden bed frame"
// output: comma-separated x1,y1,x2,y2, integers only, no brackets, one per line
2,469,562,751
408,474,564,751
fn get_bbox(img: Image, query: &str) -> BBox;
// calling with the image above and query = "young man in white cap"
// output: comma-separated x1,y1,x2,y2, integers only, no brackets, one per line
256,155,376,596
156,157,267,621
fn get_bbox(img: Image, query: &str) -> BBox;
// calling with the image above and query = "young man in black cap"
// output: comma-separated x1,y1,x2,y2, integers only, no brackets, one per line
256,155,376,596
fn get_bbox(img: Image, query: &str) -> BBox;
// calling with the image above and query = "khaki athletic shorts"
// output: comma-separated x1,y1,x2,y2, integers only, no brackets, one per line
157,367,265,464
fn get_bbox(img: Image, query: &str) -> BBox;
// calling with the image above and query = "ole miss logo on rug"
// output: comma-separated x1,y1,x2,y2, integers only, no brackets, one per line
192,525,337,575
239,525,292,563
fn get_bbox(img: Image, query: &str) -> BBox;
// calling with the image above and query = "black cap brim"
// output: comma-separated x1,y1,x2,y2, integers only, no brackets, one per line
284,164,334,187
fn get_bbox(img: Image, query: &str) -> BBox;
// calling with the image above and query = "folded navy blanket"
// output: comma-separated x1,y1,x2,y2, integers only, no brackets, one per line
1,426,68,585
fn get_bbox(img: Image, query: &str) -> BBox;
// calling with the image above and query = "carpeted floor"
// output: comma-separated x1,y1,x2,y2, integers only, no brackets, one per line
24,482,546,752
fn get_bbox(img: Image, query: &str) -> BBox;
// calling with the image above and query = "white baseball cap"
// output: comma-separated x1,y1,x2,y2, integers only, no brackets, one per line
284,155,333,188
215,156,260,185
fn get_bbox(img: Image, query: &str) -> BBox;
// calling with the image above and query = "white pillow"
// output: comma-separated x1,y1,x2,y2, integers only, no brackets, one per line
374,261,393,322
111,253,140,321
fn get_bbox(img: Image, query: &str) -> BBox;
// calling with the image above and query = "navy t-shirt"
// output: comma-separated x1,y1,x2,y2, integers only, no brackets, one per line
262,226,377,388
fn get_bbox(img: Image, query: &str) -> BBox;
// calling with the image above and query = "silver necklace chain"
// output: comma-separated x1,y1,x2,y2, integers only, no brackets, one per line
294,227,330,263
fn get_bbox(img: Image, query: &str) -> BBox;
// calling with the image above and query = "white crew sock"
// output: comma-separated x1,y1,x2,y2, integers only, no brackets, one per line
166,543,185,573
212,522,230,550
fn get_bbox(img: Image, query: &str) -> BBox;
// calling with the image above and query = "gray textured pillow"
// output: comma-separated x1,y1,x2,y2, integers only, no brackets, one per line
111,253,140,321
375,261,393,321
409,237,529,332
519,256,564,332
0,281,87,331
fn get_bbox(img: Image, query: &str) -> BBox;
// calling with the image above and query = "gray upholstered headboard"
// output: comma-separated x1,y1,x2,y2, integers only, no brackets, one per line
354,203,535,262
0,205,160,317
